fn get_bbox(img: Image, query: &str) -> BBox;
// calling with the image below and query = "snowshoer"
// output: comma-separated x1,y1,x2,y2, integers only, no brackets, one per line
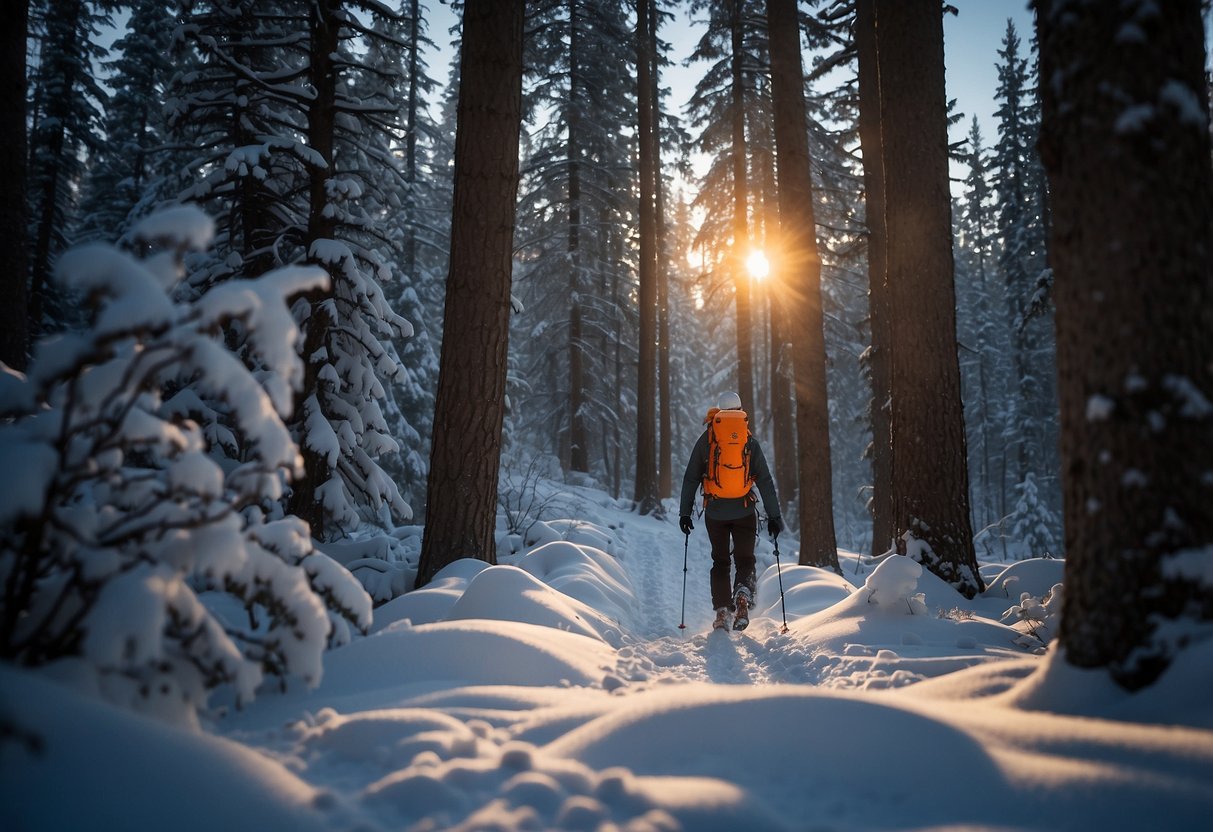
679,391,783,631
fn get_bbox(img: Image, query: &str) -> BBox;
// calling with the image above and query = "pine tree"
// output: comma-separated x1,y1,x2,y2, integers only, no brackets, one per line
0,208,370,721
1035,0,1213,690
167,0,414,541
75,0,175,244
870,0,982,596
686,0,767,414
515,0,635,483
766,0,839,571
0,0,29,369
26,0,112,331
634,0,662,514
993,21,1047,478
855,0,892,557
416,0,525,587
383,0,444,517
954,116,1012,549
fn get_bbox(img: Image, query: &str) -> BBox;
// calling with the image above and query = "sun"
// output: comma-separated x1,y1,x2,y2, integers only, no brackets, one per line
745,249,770,281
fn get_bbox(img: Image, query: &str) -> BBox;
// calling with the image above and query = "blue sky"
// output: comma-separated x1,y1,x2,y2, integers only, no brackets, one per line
943,1,1037,144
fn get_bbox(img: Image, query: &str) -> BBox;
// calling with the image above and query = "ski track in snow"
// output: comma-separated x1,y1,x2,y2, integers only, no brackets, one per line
614,516,790,690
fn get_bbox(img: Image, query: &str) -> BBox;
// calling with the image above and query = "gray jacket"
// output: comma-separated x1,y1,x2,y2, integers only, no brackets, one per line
679,429,781,521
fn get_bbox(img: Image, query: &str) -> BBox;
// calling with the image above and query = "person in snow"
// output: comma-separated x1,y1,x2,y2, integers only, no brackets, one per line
679,391,782,631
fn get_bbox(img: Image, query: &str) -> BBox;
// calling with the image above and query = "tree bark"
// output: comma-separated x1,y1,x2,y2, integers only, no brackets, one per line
855,0,893,557
652,0,672,500
1035,0,1213,690
567,0,589,474
404,0,420,286
0,0,28,368
765,0,839,572
289,0,342,540
760,139,797,514
633,0,660,514
729,0,754,413
874,0,982,596
416,0,524,586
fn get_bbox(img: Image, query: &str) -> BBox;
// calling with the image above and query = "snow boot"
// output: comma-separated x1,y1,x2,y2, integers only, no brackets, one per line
733,586,753,631
712,607,732,631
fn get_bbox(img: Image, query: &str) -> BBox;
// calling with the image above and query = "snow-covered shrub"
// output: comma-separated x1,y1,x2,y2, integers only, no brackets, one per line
1001,582,1064,649
498,452,562,541
320,528,422,605
0,208,371,723
862,555,929,615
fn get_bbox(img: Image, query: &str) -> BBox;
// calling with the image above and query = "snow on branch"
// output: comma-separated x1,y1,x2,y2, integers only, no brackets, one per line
0,209,370,726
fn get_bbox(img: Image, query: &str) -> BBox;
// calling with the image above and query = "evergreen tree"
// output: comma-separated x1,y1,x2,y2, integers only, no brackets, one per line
381,0,446,517
954,116,1013,551
0,208,370,721
416,0,525,587
685,0,767,413
167,0,415,541
0,0,29,369
635,0,660,514
766,0,839,571
870,0,982,597
26,0,112,331
75,0,175,244
515,0,635,482
1035,0,1213,690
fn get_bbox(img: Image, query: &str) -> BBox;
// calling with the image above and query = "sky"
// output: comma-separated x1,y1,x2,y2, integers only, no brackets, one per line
427,0,1038,156
665,0,1035,140
423,0,1039,201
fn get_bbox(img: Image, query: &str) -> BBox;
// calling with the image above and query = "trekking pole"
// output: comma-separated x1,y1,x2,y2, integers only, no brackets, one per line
773,533,789,634
678,532,689,630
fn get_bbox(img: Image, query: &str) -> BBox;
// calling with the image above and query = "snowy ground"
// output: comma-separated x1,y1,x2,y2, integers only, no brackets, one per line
4,482,1212,831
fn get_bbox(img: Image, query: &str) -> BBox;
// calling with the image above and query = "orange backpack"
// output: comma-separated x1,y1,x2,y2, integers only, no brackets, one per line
703,408,754,501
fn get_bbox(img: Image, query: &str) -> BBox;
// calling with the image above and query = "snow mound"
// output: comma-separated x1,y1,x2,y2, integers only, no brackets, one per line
983,557,1066,601
754,562,853,621
0,666,328,832
296,707,485,771
445,565,624,646
373,558,492,631
786,555,1023,663
542,518,622,556
546,683,1003,829
1001,639,1213,729
313,619,616,700
516,540,634,622
360,734,782,832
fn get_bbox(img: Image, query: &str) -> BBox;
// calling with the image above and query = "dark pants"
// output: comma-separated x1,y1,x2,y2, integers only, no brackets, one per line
705,512,758,610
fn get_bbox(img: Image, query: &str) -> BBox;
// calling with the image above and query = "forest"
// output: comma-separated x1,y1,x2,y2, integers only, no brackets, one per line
1,1,1211,830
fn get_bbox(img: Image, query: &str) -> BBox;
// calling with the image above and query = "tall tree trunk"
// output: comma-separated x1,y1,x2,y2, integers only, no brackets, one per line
416,0,524,586
855,0,893,557
759,132,797,516
289,0,342,540
729,0,754,412
653,0,672,500
0,0,28,368
874,0,982,596
1035,0,1213,690
766,0,839,572
612,218,625,500
567,0,589,474
633,0,659,514
404,0,420,286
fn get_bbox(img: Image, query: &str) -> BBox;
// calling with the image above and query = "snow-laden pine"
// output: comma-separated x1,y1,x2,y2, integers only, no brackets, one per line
0,208,370,725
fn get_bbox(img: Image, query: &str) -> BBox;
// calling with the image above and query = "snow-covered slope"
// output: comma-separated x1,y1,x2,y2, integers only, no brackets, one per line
4,491,1211,831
